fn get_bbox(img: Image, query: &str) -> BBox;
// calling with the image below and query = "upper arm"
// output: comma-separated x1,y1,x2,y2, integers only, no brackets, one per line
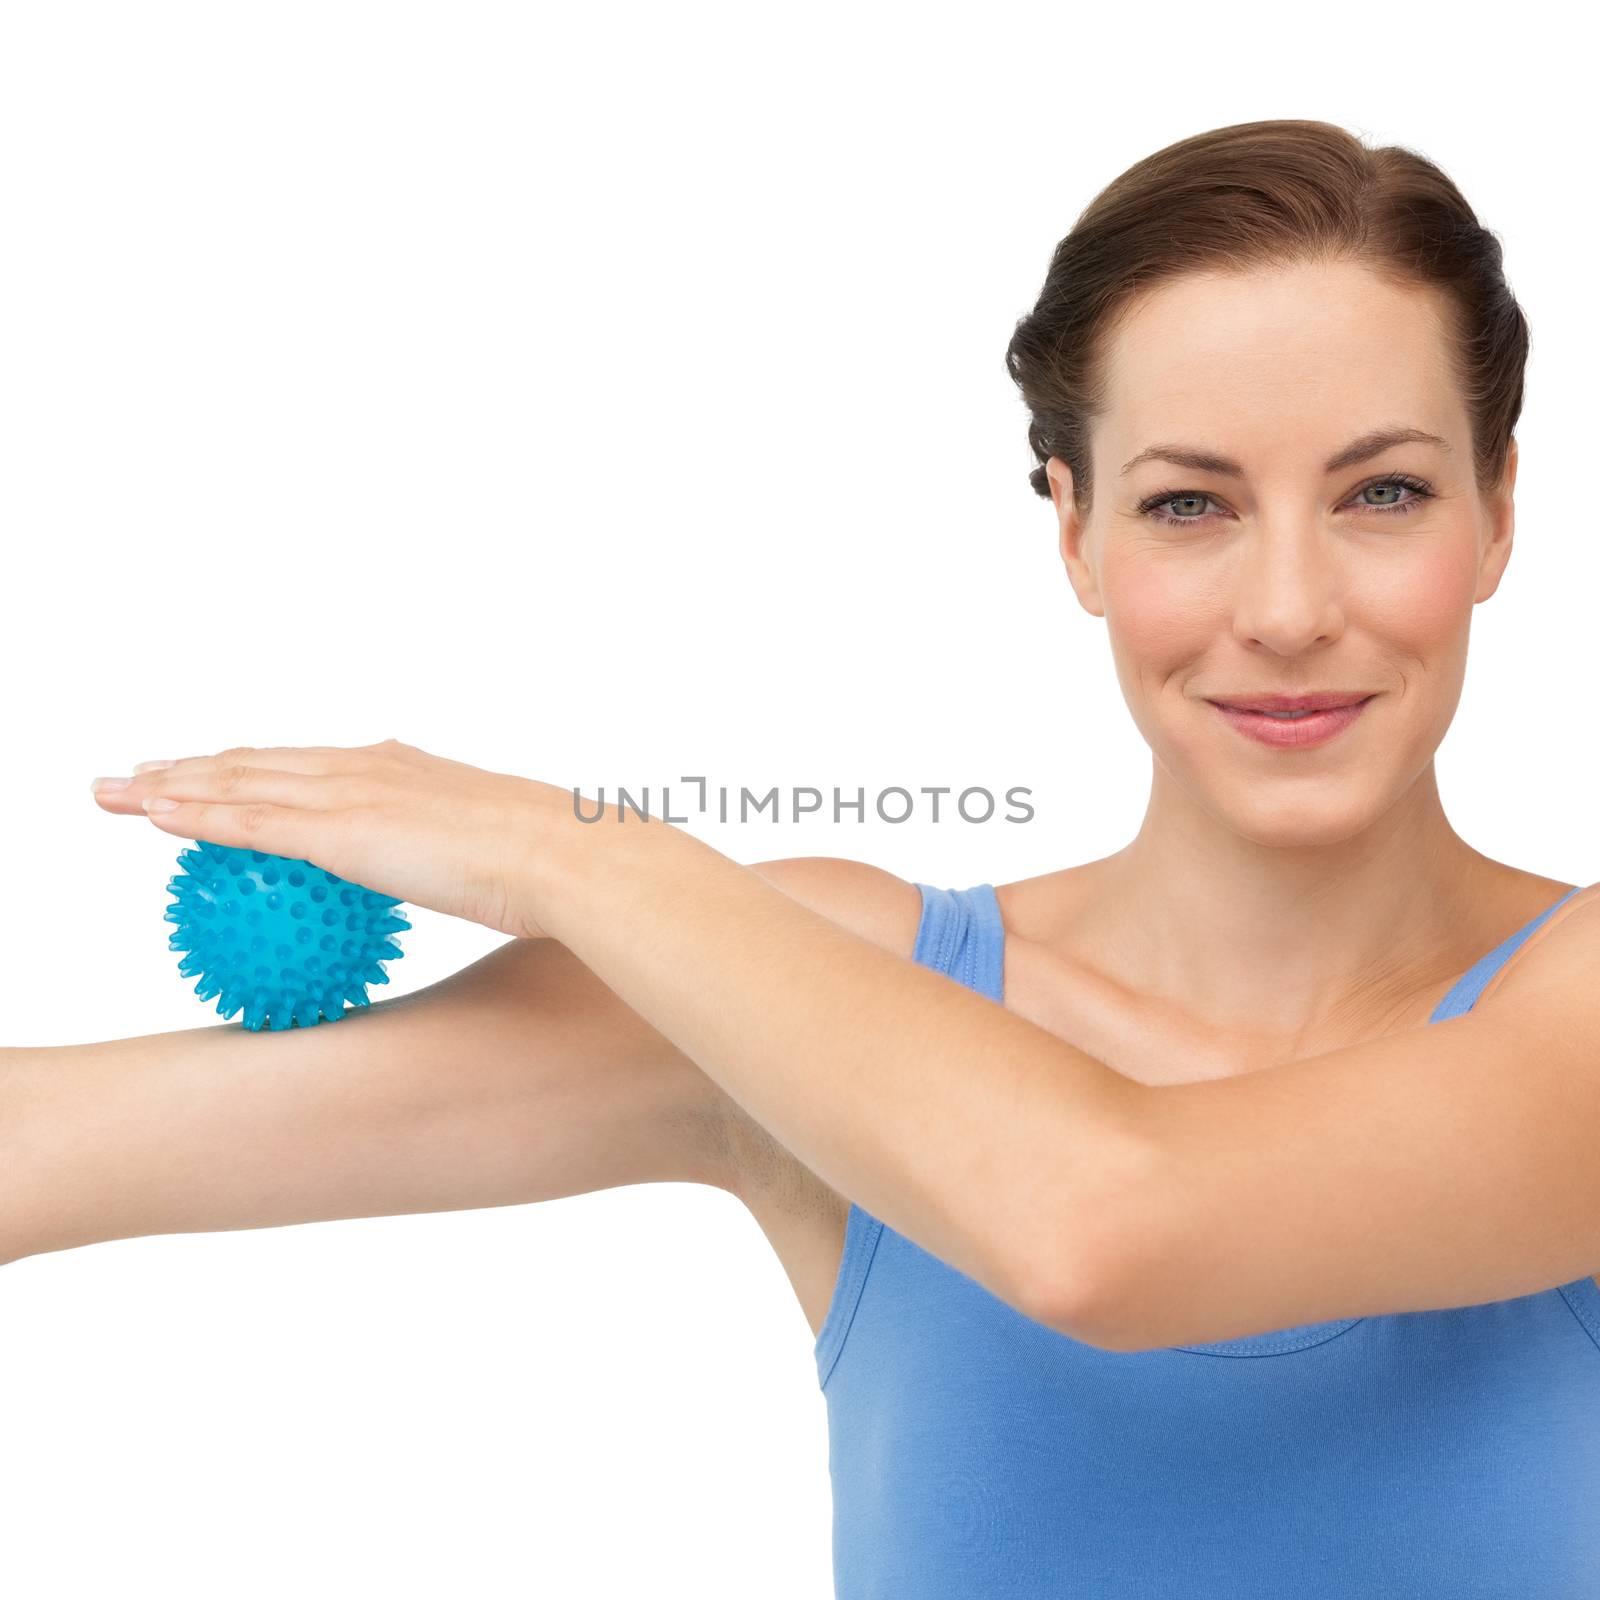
0,933,743,1263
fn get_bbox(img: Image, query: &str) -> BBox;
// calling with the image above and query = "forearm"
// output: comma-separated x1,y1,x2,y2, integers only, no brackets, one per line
522,801,1154,1325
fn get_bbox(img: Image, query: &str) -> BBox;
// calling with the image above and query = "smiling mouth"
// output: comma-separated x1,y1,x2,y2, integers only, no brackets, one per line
1233,701,1372,720
1205,694,1379,717
1205,694,1377,747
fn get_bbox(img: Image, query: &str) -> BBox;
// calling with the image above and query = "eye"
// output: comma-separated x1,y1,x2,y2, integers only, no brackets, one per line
1135,474,1437,528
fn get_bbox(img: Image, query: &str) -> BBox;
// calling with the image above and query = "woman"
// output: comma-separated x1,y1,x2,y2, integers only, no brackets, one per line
27,118,1600,1590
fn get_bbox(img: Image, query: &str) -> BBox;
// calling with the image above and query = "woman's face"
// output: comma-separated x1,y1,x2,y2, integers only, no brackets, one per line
1046,259,1516,848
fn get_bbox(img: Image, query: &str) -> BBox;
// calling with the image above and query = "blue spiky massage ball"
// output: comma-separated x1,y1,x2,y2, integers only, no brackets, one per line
163,841,411,1031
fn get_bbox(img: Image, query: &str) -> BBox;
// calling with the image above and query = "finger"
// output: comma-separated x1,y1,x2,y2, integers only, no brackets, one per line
139,745,359,779
138,762,350,815
92,772,215,816
92,752,371,816
140,792,351,866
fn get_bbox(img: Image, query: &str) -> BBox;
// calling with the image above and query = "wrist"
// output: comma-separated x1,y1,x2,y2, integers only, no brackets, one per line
514,781,682,945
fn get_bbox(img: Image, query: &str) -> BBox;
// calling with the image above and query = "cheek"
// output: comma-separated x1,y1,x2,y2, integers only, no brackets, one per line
1101,557,1218,674
1099,558,1222,752
1367,544,1477,655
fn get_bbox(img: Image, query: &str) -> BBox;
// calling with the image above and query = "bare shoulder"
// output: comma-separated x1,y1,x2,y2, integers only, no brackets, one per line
716,857,924,1202
1474,878,1600,1013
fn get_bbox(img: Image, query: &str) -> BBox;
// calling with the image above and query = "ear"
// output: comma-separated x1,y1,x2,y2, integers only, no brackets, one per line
1046,457,1105,618
1474,436,1517,604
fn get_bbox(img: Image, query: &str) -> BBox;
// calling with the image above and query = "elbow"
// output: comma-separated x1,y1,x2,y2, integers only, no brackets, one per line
1015,1113,1174,1355
1023,1236,1159,1354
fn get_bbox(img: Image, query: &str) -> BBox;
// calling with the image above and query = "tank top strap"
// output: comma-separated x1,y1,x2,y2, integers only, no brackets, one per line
1428,884,1587,1022
910,882,1005,1003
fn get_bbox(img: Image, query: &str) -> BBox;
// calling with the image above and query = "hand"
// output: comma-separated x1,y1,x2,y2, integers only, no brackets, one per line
91,738,557,940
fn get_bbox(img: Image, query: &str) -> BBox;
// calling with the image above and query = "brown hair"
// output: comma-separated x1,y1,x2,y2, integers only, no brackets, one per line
1004,119,1529,516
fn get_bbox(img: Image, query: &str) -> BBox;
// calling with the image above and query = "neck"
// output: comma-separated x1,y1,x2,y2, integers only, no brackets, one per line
1061,761,1519,1046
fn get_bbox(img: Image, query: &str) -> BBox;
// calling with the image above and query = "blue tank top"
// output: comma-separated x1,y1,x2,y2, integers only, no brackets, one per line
815,880,1600,1596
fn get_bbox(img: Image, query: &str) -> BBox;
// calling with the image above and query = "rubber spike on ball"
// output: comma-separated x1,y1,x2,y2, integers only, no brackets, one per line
163,841,411,1031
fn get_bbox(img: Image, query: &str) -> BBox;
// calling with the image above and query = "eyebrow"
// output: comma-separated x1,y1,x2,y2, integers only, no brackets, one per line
1118,427,1453,479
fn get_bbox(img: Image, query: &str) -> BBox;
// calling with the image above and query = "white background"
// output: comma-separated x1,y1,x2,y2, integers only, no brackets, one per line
1,3,1595,1595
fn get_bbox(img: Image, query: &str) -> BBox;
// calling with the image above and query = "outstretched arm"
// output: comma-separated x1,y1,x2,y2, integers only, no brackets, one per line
534,813,1600,1353
0,932,738,1267
101,742,1161,1333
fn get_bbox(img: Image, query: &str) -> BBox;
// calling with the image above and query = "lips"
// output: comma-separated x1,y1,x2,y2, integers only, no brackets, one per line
1209,695,1373,749
1207,692,1376,713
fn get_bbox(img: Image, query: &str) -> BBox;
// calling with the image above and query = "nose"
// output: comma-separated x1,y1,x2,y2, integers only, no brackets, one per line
1227,523,1346,655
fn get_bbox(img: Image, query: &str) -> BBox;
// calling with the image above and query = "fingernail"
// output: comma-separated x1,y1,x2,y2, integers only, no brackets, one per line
142,796,181,813
91,776,133,793
133,760,177,774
